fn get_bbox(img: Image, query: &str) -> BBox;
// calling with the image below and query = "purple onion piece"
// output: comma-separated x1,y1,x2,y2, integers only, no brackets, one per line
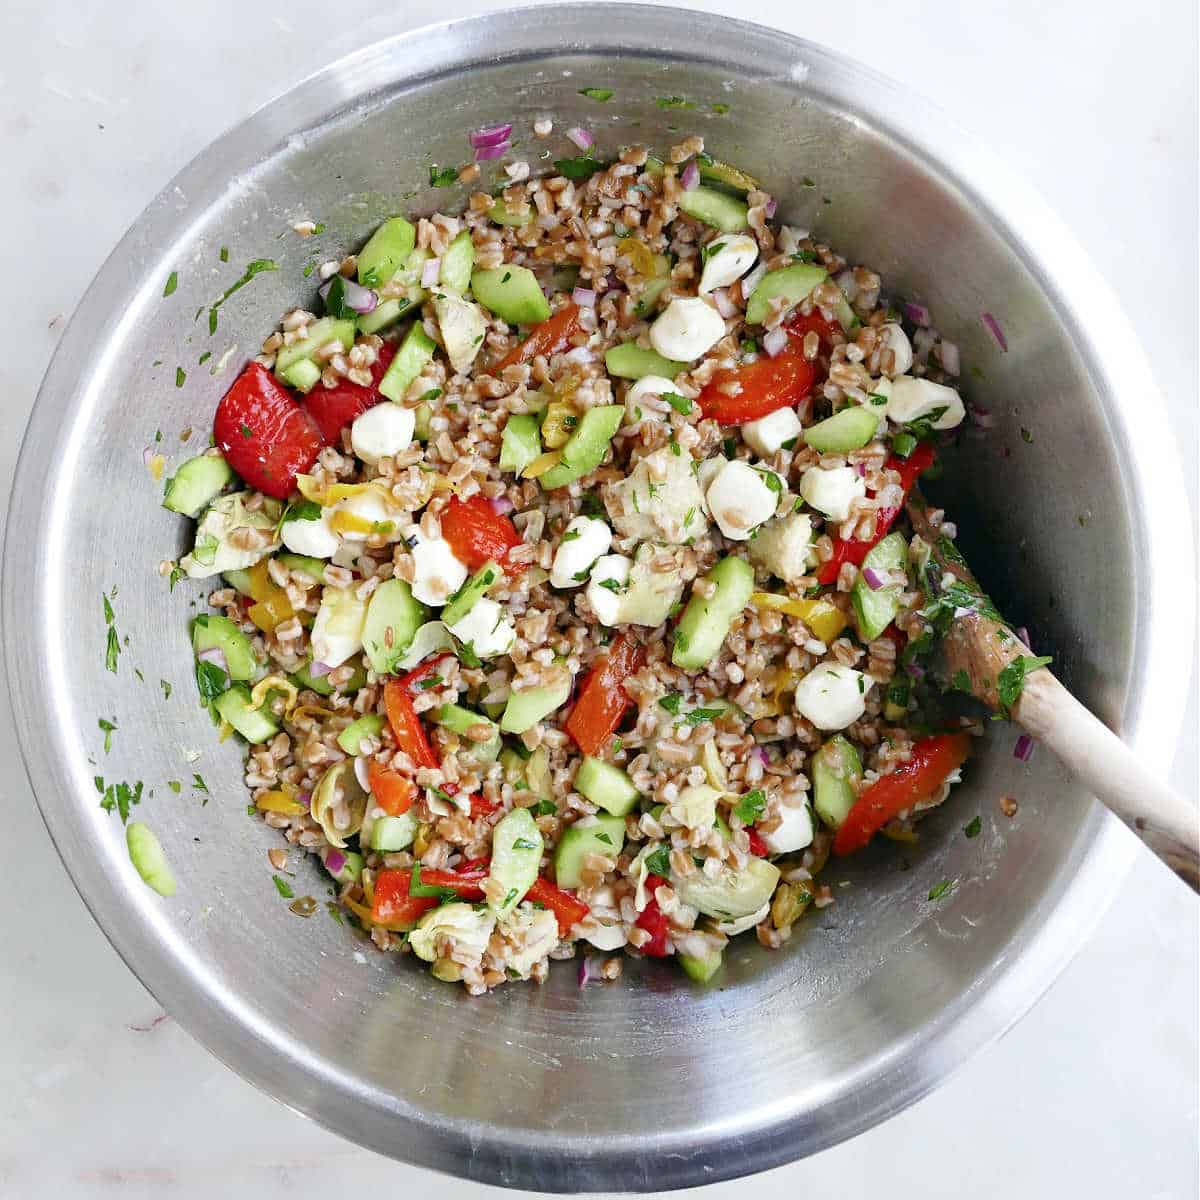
903,301,931,327
324,849,347,876
421,257,442,287
1013,734,1035,762
710,288,736,319
474,141,511,162
680,159,700,191
938,339,960,376
319,276,378,315
982,311,1008,352
565,126,594,152
904,662,925,680
764,197,777,219
861,566,885,590
469,123,513,149
571,286,596,308
309,661,333,678
196,646,228,673
488,495,515,515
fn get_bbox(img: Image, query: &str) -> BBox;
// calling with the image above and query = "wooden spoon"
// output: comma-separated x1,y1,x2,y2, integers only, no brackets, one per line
906,493,1198,890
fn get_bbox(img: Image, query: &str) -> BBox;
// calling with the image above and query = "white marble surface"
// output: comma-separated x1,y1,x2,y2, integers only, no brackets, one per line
1,1,1196,1195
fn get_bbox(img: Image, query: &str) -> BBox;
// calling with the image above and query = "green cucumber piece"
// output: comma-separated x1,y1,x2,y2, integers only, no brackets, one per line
500,675,572,734
553,814,626,889
538,405,624,490
499,413,542,475
291,661,334,696
379,321,437,402
677,184,749,233
336,713,384,755
214,685,279,744
413,402,433,443
368,812,418,852
359,247,432,333
442,561,503,628
433,703,502,763
162,454,234,518
803,405,881,453
279,357,321,394
324,848,363,885
487,808,544,918
672,556,754,670
488,198,533,227
745,264,828,326
274,316,356,376
362,578,427,675
812,734,863,829
604,342,685,380
126,823,176,896
679,948,724,983
191,614,256,680
357,298,408,336
438,230,475,293
673,856,780,920
222,568,255,596
697,156,760,194
357,217,416,288
277,552,328,583
574,757,641,816
471,266,550,326
850,531,908,642
834,294,858,332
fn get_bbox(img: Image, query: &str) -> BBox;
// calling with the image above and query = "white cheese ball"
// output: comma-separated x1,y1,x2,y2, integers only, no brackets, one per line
742,406,803,458
879,375,965,429
793,663,868,730
698,233,759,295
695,456,727,498
446,596,516,659
624,374,680,420
586,554,633,626
704,459,780,540
280,507,339,559
650,297,727,362
350,402,416,465
798,465,867,522
310,588,367,669
876,323,913,377
410,535,469,607
551,516,613,589
334,488,406,543
758,802,815,855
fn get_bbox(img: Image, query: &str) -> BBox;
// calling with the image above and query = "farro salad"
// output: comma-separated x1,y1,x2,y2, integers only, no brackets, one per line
157,126,985,993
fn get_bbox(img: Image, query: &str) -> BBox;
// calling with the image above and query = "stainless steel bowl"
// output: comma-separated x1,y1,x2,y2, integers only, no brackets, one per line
5,5,1193,1191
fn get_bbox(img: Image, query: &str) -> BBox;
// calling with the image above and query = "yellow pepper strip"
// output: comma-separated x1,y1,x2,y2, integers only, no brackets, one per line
540,401,579,449
291,703,338,724
523,451,564,479
751,592,847,644
147,454,165,481
250,674,300,716
295,475,372,505
217,720,236,743
881,826,919,844
617,236,658,277
256,789,308,816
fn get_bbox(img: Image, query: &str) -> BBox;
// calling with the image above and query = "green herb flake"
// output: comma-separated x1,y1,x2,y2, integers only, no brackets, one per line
597,578,625,594
98,717,117,753
533,798,557,817
996,654,1053,717
219,246,229,263
964,815,982,839
102,594,115,625
645,844,672,876
163,271,178,297
175,367,186,388
711,102,730,115
1020,427,1034,444
168,780,182,794
206,259,279,335
313,222,326,235
168,563,185,591
272,875,295,899
416,675,443,691
192,772,209,794
662,391,693,416
560,528,582,543
194,658,228,706
419,387,443,402
733,788,767,825
927,879,956,902
757,468,783,495
512,837,539,851
655,95,695,110
579,87,614,102
105,625,121,674
658,693,683,715
683,706,724,727
594,832,613,846
553,155,606,180
722,436,737,458
99,779,143,824
429,165,459,188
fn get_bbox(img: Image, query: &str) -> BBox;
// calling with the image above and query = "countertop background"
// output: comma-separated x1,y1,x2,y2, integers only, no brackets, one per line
1,0,1196,1196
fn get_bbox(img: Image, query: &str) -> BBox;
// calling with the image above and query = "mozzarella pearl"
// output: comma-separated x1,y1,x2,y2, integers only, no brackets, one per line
742,406,803,458
650,297,727,362
793,663,868,730
551,516,613,589
410,536,469,607
698,233,759,295
350,402,416,465
704,459,780,541
799,465,867,522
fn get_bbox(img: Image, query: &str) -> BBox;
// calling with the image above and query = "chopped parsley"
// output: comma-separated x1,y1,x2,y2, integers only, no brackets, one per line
596,578,626,594
579,87,614,101
415,674,443,691
219,246,229,262
105,625,121,674
429,165,458,187
662,391,693,416
683,706,724,727
658,692,683,715
192,772,209,795
168,562,185,591
964,815,982,838
409,863,459,900
272,875,295,899
512,837,539,851
102,594,115,625
711,102,730,115
996,654,1053,717
167,780,182,794
594,832,613,846
645,845,672,876
98,717,117,753
927,879,956,902
553,155,605,180
733,788,767,824
239,422,253,438
282,499,321,524
532,798,557,817
655,95,695,110
194,658,228,705
162,271,178,297
561,528,582,542
1020,427,1034,444
868,392,889,407
175,367,186,388
756,468,782,495
99,779,143,824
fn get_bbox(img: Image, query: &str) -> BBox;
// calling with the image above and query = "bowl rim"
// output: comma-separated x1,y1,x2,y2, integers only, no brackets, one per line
4,3,1193,1190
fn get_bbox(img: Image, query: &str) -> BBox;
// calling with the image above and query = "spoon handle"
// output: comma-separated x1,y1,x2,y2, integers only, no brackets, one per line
1015,670,1199,891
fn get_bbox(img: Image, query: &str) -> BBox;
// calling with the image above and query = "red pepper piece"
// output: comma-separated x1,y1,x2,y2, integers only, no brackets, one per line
497,303,583,371
383,678,439,770
565,633,646,757
370,869,440,930
697,346,816,425
635,875,672,957
526,876,589,935
440,495,523,572
301,342,395,445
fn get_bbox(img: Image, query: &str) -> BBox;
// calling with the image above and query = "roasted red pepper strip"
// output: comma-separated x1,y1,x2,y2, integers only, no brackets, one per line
635,875,672,957
301,342,395,444
213,362,323,499
565,633,646,757
526,876,589,935
440,495,523,572
409,863,489,899
833,733,972,856
383,678,439,770
365,761,418,817
468,794,499,819
497,303,583,370
697,345,816,425
399,651,453,695
816,443,937,584
785,308,843,353
746,828,771,858
370,869,440,930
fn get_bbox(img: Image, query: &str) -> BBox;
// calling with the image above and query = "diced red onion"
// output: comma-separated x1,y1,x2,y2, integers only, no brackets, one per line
488,495,515,515
319,276,378,314
938,340,960,376
142,446,156,466
913,326,935,366
196,646,228,673
856,462,868,477
474,141,510,162
309,661,333,678
353,755,371,792
421,257,442,287
861,566,886,590
905,662,925,680
297,791,312,807
324,849,347,876
904,301,931,327
710,288,737,319
469,123,513,149
751,746,769,767
764,197,777,218
1013,734,1035,762
571,286,596,308
762,327,789,358
1016,626,1032,650
565,126,594,152
577,954,604,988
680,159,700,191
982,311,1008,352
970,405,994,430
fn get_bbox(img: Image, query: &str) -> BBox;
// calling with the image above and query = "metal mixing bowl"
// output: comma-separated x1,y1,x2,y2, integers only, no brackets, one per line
5,5,1193,1191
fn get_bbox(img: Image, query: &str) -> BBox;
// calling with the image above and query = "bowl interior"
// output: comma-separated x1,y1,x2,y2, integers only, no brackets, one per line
7,7,1170,1191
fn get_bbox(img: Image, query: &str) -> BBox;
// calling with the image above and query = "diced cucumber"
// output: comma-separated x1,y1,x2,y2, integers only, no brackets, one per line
834,294,858,333
191,614,256,680
633,258,671,318
604,342,685,380
368,812,418,852
850,531,909,642
673,856,780,920
442,561,503,628
274,316,356,376
323,848,363,885
433,292,487,375
222,568,255,596
812,734,863,829
487,808,544,918
538,405,624,490
214,685,279,744
433,703,502,763
677,185,750,233
574,757,640,816
336,713,384,755
471,266,550,326
362,578,427,675
357,216,417,288
277,552,328,583
745,264,828,326
678,948,724,983
291,660,334,696
359,248,432,333
697,156,760,194
279,357,322,394
379,322,437,403
804,405,881,453
488,198,533,227
499,413,542,475
357,297,409,336
500,674,572,734
554,814,626,889
413,402,433,443
162,453,234,518
439,230,475,293
126,822,176,897
672,556,754,670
